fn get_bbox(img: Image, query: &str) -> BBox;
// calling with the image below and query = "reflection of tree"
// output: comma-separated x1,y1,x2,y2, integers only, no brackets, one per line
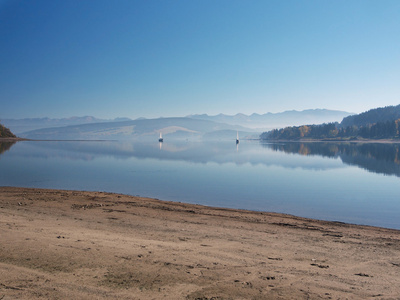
266,142,340,158
262,142,400,177
0,142,16,155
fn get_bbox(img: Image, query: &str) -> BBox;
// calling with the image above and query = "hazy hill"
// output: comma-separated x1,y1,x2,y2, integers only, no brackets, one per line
341,104,400,127
1,116,132,134
188,109,352,130
19,117,256,141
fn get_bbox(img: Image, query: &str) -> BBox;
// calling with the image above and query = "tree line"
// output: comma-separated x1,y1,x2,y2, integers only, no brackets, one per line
341,104,400,127
261,119,400,140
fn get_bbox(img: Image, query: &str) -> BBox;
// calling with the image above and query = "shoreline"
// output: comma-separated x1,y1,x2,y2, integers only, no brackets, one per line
0,137,28,142
0,137,113,142
1,186,400,299
3,137,400,144
261,138,400,144
1,185,397,232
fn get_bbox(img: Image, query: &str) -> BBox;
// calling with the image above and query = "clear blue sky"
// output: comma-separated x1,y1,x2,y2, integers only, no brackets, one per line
1,0,399,119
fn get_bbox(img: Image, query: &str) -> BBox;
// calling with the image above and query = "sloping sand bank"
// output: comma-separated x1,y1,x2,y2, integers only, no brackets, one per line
1,187,400,299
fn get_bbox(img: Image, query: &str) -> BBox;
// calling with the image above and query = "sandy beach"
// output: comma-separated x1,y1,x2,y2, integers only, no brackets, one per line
1,187,400,299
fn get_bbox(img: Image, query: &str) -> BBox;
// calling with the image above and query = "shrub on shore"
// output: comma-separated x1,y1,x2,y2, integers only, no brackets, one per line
0,123,16,138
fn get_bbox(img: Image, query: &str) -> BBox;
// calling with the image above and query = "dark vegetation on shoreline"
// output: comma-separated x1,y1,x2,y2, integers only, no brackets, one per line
261,104,400,141
0,141,16,155
0,123,16,138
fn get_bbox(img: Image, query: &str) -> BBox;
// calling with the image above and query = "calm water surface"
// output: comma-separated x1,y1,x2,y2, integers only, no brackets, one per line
1,140,400,229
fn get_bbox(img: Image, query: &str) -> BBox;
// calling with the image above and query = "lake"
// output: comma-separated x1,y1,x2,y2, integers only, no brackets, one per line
1,140,400,229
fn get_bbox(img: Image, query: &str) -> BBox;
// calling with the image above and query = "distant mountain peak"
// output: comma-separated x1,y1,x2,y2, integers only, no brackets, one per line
186,109,352,129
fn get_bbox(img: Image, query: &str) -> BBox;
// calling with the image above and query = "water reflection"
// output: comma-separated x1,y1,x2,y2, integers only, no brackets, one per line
3,140,245,164
4,140,400,177
0,140,352,171
263,142,400,177
0,141,16,156
2,140,400,229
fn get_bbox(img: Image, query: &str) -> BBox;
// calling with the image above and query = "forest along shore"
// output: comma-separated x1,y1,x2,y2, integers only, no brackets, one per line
1,187,400,299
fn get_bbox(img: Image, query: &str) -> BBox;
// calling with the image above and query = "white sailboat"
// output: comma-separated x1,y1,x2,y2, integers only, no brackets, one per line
236,131,239,144
158,132,163,142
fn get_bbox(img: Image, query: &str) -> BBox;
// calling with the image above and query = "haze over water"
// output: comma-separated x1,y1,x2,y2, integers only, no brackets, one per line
1,140,400,230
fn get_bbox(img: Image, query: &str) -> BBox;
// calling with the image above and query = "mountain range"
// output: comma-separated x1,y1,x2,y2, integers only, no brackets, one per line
2,109,351,141
16,117,258,141
187,109,352,130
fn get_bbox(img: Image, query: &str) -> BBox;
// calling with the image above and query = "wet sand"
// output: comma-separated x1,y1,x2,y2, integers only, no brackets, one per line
1,186,400,299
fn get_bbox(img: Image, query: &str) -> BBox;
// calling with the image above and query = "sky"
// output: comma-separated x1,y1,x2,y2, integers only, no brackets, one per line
0,0,399,119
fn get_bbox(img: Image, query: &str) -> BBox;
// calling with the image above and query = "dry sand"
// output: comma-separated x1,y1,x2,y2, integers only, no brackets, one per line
1,186,400,299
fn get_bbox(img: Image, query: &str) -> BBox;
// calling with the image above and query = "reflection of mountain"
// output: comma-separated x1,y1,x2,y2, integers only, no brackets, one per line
11,140,395,176
9,141,343,172
0,142,16,156
11,141,243,164
263,142,400,177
